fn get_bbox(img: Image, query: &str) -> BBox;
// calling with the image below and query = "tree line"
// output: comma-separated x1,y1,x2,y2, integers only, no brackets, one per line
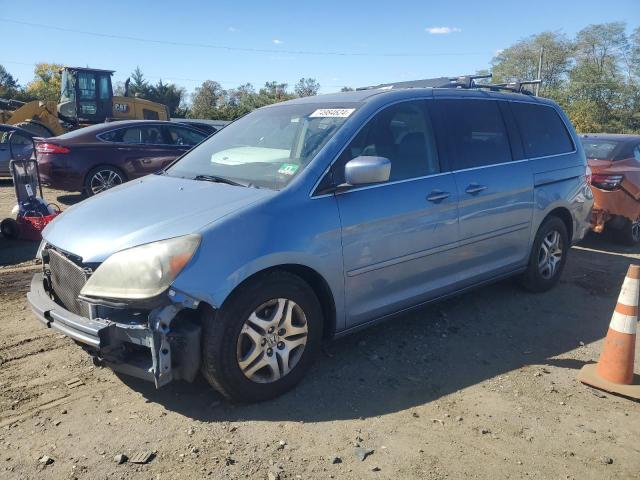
490,22,639,133
0,21,638,132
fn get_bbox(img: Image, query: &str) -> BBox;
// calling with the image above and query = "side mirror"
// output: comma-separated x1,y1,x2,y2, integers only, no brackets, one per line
344,156,391,186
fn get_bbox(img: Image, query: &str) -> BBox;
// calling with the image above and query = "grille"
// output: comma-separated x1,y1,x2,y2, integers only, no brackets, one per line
47,248,91,317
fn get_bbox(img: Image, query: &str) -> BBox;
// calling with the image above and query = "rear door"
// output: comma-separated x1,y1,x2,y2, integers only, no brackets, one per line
329,100,461,327
431,97,533,283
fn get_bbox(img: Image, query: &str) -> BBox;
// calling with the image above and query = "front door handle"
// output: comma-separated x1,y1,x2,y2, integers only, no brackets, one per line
426,190,450,202
465,184,488,195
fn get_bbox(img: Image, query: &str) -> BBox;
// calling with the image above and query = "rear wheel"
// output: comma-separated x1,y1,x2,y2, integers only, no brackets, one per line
519,216,568,292
14,122,54,138
84,166,126,196
612,218,640,245
201,271,323,402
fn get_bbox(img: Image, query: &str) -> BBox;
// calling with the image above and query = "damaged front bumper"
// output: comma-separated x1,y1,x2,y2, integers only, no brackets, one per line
27,273,203,388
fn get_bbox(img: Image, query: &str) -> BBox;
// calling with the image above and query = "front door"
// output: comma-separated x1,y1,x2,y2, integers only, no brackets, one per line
330,100,460,327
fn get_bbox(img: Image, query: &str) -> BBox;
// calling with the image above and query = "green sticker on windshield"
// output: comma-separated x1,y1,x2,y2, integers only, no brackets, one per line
278,163,299,176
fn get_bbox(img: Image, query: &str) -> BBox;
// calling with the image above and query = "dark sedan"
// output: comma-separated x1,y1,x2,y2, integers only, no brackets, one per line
1,124,36,176
35,120,208,196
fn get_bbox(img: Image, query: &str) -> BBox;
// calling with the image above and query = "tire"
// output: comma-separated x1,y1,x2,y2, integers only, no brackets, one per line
0,218,19,239
84,166,126,196
519,216,569,293
14,121,54,138
201,271,323,402
612,218,640,246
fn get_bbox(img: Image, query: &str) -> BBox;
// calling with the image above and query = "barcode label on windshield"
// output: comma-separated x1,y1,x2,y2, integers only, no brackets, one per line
309,108,355,118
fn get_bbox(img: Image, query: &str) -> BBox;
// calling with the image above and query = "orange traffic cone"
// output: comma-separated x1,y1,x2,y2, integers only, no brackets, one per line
578,264,640,399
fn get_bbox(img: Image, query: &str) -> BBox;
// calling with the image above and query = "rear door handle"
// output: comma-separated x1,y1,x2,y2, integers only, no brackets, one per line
465,184,488,195
426,190,450,202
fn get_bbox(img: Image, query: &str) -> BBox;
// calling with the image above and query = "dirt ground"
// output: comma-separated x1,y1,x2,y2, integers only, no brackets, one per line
0,179,639,480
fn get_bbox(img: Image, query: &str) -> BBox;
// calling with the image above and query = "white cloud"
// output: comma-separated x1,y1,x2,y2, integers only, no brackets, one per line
272,39,284,45
425,26,461,35
227,26,237,32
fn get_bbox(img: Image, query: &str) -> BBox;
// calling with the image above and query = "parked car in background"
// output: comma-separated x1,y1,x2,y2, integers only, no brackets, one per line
171,118,230,136
0,124,35,176
35,120,208,196
29,86,592,402
581,134,640,244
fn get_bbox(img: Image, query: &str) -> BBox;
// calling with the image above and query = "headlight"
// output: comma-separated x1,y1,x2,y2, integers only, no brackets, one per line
80,235,200,300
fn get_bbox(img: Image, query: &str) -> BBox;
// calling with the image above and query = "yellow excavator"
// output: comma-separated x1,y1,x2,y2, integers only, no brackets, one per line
0,67,169,137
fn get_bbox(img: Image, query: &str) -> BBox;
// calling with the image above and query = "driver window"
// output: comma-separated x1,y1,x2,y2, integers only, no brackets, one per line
330,100,439,186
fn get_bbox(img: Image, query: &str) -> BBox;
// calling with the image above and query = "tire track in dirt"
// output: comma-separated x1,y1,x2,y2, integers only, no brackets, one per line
0,335,68,364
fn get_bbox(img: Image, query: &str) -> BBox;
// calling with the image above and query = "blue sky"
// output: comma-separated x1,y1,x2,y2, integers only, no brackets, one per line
1,0,639,95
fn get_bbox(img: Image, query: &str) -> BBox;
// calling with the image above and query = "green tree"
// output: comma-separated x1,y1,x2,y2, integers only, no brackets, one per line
25,63,63,102
491,31,573,94
129,66,150,98
566,22,630,132
294,77,320,97
0,65,19,98
148,79,186,117
340,86,354,92
189,80,225,119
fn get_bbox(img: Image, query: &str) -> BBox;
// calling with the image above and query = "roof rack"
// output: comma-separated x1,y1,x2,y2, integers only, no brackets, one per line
358,74,542,96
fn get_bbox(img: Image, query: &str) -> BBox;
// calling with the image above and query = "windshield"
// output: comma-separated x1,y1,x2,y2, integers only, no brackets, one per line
582,138,620,160
166,102,360,190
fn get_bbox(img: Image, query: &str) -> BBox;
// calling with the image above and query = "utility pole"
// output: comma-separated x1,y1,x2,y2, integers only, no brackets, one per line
536,46,544,96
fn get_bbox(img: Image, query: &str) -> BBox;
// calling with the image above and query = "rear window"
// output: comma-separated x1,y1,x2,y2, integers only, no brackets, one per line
581,139,620,160
433,99,512,169
511,103,574,158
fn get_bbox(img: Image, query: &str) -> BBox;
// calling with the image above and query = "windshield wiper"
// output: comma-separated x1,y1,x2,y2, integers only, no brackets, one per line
193,174,247,187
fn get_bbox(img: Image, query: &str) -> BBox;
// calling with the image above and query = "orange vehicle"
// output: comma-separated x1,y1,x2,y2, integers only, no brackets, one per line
581,134,640,244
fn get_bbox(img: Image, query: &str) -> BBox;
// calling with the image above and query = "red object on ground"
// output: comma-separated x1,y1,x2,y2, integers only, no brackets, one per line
16,212,60,241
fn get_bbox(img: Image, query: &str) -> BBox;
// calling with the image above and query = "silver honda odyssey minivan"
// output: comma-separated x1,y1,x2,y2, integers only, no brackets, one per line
28,81,593,401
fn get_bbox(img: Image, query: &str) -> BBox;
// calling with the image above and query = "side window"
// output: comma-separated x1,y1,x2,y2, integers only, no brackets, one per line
143,109,160,120
333,101,439,184
433,99,512,169
121,128,142,144
166,127,206,146
511,102,574,158
634,145,640,162
98,75,110,100
140,126,164,145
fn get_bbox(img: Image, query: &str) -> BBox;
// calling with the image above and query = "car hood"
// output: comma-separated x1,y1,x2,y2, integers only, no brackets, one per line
43,174,274,262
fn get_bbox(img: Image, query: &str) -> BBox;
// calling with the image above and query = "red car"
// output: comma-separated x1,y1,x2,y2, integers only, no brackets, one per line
581,134,640,244
35,120,208,196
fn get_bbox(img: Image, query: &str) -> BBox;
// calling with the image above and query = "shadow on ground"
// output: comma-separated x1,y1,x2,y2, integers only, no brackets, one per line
0,236,39,266
120,242,638,423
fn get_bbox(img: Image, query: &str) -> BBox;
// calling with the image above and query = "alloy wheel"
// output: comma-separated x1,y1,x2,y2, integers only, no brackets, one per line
537,230,563,280
631,220,640,243
90,169,123,195
236,298,308,383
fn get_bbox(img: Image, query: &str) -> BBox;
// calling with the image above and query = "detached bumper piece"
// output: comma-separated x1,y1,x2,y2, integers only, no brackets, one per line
27,273,202,387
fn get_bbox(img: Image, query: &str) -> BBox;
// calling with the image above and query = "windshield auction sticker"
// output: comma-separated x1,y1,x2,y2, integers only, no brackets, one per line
309,108,355,118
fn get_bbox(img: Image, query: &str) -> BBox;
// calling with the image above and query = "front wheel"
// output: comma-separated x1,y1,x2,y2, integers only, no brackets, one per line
201,271,323,402
519,216,569,292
